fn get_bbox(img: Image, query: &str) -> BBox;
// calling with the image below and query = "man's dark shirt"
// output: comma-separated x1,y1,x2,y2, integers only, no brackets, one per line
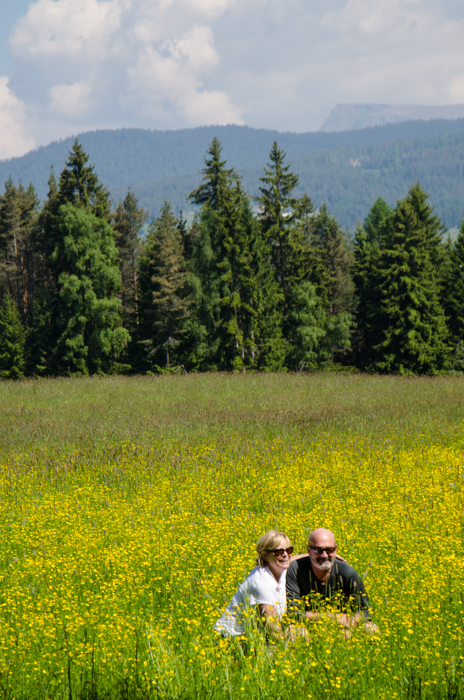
286,557,371,620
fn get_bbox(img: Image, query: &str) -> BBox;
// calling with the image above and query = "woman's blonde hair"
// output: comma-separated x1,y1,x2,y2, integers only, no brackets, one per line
255,530,291,567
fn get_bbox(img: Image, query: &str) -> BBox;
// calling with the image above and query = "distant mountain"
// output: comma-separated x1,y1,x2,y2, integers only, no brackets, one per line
320,104,464,132
1,119,464,230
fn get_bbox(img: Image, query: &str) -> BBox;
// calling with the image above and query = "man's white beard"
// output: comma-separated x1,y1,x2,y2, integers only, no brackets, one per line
316,560,333,571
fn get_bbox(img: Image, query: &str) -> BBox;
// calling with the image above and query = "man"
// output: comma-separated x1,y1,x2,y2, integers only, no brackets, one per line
286,528,378,633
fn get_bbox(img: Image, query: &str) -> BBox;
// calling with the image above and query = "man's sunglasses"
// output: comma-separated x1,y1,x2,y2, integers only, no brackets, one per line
267,546,294,556
309,546,337,555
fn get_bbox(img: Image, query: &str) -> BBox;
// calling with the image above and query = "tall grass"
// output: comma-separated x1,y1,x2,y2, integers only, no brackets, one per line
0,373,463,698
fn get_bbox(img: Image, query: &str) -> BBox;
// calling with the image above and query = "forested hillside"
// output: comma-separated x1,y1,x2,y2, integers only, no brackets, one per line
0,137,463,379
2,119,464,229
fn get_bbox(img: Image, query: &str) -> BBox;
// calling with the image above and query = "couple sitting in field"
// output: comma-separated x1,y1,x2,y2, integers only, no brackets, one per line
214,528,378,640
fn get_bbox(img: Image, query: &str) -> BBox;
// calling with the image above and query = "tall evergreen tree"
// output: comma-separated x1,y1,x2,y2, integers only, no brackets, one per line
370,198,449,374
49,204,129,375
443,221,464,353
405,182,448,295
0,292,26,379
189,137,234,211
138,201,189,369
35,143,128,375
56,140,111,219
363,197,393,246
189,140,284,370
352,224,380,367
309,204,355,362
257,141,300,305
112,190,148,331
0,179,40,321
257,144,327,368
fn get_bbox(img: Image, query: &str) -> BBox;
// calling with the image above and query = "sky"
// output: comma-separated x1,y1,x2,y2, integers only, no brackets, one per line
1,0,464,160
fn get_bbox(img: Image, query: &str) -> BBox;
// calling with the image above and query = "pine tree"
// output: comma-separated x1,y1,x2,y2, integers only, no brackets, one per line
0,179,40,321
405,182,448,294
257,141,300,305
0,292,26,379
188,140,284,370
138,201,189,369
50,204,129,375
189,137,234,211
36,143,128,375
405,183,444,256
112,190,148,331
370,198,449,374
443,221,464,353
188,140,245,370
352,224,378,367
363,197,393,245
257,144,327,368
240,195,286,371
57,140,111,219
309,204,354,363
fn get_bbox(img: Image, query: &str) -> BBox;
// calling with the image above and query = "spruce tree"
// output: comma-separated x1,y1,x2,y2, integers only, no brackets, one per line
257,144,327,368
112,190,148,331
257,141,300,305
0,292,26,379
363,197,393,245
137,201,189,369
405,182,448,295
352,224,379,367
189,137,234,211
443,221,464,356
240,195,286,371
50,204,129,375
36,143,128,375
0,179,40,321
57,140,111,219
309,204,354,363
371,198,449,374
189,140,284,370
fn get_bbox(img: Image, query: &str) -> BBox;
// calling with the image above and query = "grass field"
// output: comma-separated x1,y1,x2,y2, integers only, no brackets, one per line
1,373,464,699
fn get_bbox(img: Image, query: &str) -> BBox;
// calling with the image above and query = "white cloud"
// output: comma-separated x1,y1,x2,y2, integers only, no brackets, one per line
123,24,242,125
48,80,93,119
0,78,35,160
3,0,464,158
10,0,123,61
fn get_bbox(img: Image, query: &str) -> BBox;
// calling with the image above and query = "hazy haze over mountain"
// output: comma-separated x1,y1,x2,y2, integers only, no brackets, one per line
321,104,464,132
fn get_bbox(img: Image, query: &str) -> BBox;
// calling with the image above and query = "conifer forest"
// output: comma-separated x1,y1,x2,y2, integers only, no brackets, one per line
1,136,463,378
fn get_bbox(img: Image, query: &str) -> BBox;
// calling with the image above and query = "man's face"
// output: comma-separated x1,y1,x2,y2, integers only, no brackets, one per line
307,530,337,577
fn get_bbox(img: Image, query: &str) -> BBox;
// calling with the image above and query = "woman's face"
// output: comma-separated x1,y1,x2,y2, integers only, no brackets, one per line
263,537,292,581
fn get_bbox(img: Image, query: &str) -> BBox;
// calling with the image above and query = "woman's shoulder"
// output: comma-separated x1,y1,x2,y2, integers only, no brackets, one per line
244,565,267,582
246,565,282,588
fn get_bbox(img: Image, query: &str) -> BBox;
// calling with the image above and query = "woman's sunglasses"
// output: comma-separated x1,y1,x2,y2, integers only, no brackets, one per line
267,546,294,556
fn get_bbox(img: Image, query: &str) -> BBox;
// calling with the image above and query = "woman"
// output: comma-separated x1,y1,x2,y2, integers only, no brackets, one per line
214,530,293,640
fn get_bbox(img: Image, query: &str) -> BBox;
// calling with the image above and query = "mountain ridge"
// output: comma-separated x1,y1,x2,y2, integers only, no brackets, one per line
2,119,464,230
320,103,464,131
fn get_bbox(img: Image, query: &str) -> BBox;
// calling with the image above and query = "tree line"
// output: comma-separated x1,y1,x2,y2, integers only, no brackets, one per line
1,137,463,378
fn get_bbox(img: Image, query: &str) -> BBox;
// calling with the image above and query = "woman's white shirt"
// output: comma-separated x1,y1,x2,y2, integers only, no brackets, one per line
214,565,287,637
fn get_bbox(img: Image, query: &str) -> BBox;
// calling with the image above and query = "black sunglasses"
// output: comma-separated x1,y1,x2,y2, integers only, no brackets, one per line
309,546,337,555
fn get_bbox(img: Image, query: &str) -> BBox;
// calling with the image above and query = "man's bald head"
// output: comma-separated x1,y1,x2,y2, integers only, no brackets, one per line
308,528,336,547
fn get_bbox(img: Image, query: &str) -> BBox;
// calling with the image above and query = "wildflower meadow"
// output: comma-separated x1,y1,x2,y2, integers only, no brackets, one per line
0,373,464,699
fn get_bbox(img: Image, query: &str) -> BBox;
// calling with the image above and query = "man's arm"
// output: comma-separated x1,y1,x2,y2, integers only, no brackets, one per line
341,570,379,632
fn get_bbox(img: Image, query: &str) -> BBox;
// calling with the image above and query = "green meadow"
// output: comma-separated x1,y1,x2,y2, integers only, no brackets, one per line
1,373,464,699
